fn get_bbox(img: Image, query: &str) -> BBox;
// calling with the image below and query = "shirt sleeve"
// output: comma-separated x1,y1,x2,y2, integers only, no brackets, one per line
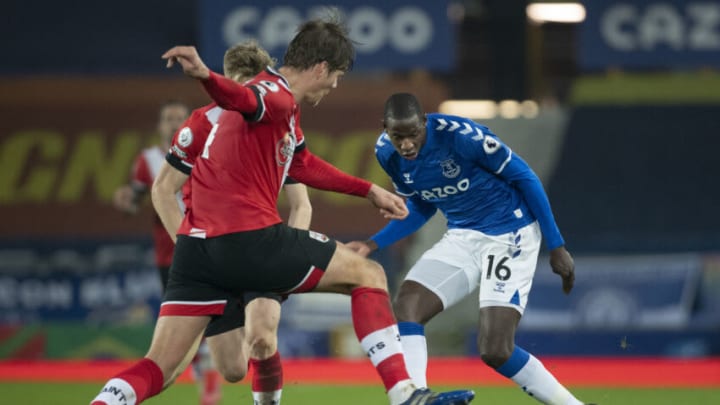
497,155,565,250
201,71,260,117
289,148,372,197
166,109,212,175
453,120,513,175
370,196,437,249
454,121,564,249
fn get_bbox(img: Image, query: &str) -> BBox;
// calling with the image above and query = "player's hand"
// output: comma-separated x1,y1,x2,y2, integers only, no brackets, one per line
550,246,575,294
113,185,138,214
345,240,377,257
366,184,408,220
162,46,210,80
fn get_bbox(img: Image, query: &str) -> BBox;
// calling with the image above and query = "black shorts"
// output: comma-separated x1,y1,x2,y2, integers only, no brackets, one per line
161,224,336,328
202,291,282,337
157,265,170,292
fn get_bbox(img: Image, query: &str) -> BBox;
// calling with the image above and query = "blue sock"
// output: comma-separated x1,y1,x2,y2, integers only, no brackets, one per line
496,346,582,404
398,322,428,388
398,321,424,337
496,346,530,378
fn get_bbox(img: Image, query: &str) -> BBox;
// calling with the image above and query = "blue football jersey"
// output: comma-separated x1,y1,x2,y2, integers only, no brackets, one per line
375,113,537,236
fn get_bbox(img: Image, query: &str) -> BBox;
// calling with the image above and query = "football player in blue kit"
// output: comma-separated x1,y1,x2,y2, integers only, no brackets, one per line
348,93,593,405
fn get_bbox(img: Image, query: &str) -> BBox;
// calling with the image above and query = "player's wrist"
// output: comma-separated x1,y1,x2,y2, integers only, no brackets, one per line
365,239,379,252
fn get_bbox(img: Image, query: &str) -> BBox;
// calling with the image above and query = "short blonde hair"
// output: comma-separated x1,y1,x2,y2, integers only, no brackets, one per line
223,40,275,82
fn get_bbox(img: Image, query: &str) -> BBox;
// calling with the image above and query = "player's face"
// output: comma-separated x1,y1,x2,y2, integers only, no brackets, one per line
385,115,427,160
158,105,189,146
306,64,345,107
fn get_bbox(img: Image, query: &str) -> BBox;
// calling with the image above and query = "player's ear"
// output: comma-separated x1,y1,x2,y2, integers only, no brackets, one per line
314,61,329,78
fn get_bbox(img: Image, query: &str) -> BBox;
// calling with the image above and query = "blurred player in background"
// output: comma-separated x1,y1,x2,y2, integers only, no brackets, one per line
348,93,593,405
152,40,312,405
91,15,474,405
112,100,189,288
111,101,225,405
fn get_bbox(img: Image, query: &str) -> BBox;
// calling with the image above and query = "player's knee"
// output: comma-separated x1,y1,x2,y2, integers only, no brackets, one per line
357,259,388,290
247,332,278,359
215,361,248,383
392,300,415,323
480,350,512,369
478,340,513,369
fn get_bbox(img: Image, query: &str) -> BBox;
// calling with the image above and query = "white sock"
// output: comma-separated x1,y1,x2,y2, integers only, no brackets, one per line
387,380,417,405
252,389,282,405
358,324,415,405
359,324,405,368
498,346,583,405
91,378,137,405
398,322,428,388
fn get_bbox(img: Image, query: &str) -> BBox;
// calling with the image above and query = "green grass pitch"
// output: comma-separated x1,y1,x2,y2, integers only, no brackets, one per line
2,382,719,405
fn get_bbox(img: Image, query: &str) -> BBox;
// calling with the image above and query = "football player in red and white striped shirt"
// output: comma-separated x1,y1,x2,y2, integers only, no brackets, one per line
112,100,189,286
153,41,310,405
92,16,474,405
112,102,228,405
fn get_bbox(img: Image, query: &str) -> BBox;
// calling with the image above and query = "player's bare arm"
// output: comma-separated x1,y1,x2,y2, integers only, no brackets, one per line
162,46,210,79
549,246,575,294
367,184,409,220
283,183,313,230
151,162,189,243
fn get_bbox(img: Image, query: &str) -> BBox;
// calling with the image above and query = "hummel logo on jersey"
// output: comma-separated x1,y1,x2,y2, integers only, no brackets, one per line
440,159,461,178
460,123,473,135
472,127,484,141
435,118,460,131
403,173,414,184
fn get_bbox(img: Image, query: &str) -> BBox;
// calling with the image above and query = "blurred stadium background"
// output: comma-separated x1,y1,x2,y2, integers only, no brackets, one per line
1,0,719,403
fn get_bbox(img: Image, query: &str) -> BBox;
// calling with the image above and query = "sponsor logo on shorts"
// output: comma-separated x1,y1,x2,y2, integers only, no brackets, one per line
309,231,329,243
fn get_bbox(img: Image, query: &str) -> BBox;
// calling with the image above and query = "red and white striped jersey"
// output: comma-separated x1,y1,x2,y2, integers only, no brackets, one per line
178,69,302,238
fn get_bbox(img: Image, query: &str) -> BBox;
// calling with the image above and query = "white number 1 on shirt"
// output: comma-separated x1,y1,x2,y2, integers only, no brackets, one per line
201,124,219,159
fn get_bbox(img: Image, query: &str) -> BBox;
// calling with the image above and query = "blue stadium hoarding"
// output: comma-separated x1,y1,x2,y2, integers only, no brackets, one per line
580,0,720,70
198,0,456,72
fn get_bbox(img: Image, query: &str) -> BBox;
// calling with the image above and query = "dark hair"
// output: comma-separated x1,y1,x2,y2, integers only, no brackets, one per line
384,93,424,122
283,12,355,72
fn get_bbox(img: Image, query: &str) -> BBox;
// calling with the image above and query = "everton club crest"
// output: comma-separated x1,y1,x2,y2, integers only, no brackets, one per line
440,159,461,178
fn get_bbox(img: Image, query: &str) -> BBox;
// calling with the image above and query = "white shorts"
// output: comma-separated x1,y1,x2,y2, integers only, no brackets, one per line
405,222,541,314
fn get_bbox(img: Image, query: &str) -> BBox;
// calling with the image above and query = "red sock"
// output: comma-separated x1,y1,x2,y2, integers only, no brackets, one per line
351,287,410,391
91,358,164,405
250,351,283,393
